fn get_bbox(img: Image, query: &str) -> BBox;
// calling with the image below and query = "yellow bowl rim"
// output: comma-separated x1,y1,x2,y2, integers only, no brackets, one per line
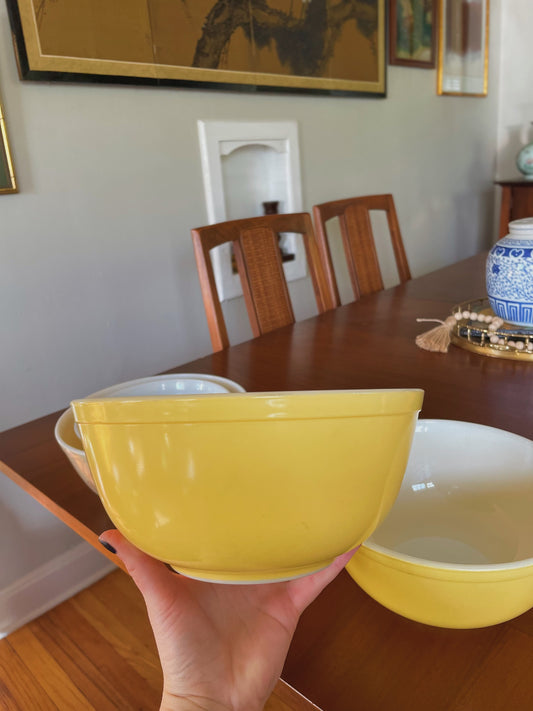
72,388,424,424
362,540,533,575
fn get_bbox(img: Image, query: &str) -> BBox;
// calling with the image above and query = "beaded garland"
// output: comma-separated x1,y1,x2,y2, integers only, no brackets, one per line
452,310,533,351
416,297,533,359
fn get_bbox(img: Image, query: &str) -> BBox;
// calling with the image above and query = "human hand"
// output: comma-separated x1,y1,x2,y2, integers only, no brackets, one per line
99,530,357,711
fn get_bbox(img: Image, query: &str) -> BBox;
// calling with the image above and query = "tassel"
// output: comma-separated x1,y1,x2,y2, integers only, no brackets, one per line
415,316,456,353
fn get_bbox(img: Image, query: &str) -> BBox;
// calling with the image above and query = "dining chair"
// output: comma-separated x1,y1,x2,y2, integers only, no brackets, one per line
191,213,333,352
312,194,412,307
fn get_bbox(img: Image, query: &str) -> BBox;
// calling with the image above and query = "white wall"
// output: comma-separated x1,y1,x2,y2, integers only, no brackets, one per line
496,0,533,179
0,2,503,613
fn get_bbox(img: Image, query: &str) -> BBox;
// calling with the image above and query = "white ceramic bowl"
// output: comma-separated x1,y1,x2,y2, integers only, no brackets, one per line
55,374,246,492
347,420,533,628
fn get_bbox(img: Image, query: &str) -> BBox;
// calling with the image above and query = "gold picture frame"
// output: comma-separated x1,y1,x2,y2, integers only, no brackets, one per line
0,95,17,194
437,0,489,96
6,0,387,98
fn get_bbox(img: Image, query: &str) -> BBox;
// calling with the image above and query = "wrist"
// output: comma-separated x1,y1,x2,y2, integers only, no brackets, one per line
159,690,230,711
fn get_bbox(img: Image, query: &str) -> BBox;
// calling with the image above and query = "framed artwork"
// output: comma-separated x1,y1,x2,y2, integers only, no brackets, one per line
437,0,489,96
6,0,386,98
389,0,436,68
0,96,17,194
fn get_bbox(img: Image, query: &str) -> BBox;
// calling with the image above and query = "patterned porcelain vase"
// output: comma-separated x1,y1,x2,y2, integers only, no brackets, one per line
486,218,533,327
516,123,533,179
517,142,533,179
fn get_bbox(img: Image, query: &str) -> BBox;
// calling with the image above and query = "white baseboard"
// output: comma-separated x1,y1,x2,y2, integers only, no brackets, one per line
0,541,116,638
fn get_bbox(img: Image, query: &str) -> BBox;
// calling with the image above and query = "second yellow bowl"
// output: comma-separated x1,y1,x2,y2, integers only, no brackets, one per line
347,420,533,627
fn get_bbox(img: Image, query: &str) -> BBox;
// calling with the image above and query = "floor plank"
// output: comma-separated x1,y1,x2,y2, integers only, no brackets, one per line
46,597,162,709
69,587,161,688
6,625,95,710
0,570,162,710
0,636,59,710
32,613,135,711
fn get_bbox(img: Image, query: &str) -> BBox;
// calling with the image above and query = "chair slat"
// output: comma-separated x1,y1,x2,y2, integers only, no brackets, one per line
313,194,411,307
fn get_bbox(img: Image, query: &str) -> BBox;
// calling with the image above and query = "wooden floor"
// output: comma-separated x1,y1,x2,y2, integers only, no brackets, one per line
0,569,163,710
0,569,317,710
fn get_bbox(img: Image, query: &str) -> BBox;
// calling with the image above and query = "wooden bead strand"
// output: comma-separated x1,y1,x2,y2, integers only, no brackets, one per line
416,306,533,355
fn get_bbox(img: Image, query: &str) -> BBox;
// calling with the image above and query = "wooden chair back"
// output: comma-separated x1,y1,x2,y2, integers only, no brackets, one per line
313,194,411,306
191,213,332,352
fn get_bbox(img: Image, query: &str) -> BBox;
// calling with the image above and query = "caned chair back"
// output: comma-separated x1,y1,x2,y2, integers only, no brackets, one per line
191,213,332,352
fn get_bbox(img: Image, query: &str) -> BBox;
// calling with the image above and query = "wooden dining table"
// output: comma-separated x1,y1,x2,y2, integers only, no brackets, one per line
1,251,532,711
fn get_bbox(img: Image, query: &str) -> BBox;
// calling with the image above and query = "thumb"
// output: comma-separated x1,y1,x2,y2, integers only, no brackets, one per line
286,546,359,612
98,529,175,599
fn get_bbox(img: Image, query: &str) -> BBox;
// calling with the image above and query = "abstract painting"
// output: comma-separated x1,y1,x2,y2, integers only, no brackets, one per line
7,0,386,96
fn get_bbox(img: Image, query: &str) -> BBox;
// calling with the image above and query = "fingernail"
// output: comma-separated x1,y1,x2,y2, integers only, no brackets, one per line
166,564,181,575
98,538,116,555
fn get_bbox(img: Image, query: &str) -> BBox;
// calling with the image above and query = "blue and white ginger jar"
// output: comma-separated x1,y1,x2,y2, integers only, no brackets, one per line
486,218,533,327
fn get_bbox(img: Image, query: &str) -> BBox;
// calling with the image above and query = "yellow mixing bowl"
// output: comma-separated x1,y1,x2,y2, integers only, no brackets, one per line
72,389,423,583
347,420,533,628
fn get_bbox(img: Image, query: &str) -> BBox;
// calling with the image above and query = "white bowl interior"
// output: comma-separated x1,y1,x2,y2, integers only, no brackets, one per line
56,407,83,449
88,374,245,398
368,420,533,566
55,374,246,482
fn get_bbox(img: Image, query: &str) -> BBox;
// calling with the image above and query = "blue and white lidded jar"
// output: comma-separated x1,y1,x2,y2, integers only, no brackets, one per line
486,218,533,327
